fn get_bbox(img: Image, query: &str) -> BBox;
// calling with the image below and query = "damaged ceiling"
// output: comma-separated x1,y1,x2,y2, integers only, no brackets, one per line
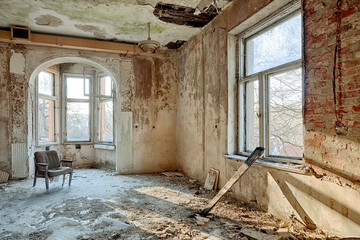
0,0,232,48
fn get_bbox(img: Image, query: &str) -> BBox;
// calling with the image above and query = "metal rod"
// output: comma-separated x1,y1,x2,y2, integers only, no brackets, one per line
147,22,151,39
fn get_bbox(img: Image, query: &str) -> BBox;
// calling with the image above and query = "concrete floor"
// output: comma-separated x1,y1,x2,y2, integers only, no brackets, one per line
0,169,337,240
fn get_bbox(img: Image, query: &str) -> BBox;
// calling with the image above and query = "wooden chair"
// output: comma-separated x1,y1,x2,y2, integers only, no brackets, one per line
33,150,74,189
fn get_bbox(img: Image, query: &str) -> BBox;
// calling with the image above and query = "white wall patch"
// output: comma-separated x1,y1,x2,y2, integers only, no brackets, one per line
10,51,25,75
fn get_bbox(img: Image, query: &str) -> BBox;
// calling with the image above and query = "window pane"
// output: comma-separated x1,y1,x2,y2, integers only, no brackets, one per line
99,101,113,142
38,71,54,96
245,80,260,151
38,98,55,143
100,76,112,96
66,102,90,141
66,77,90,99
269,68,303,157
245,13,301,76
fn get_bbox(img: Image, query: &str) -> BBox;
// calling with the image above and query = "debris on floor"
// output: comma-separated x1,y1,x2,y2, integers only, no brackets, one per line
162,172,185,177
0,169,342,240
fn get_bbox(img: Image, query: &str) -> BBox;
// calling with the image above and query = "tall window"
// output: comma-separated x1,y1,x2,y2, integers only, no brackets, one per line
97,75,114,143
239,11,303,160
64,74,114,144
37,71,57,145
64,75,91,142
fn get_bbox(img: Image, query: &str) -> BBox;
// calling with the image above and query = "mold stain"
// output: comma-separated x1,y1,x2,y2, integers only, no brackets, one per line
115,22,167,35
74,24,106,39
35,14,63,27
133,57,153,100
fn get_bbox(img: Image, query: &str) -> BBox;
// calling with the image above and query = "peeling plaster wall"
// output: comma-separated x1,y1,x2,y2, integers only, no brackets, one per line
131,56,178,173
0,44,11,175
177,0,360,236
0,43,178,177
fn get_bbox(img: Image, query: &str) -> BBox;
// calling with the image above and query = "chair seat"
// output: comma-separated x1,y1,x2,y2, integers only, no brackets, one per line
48,167,72,177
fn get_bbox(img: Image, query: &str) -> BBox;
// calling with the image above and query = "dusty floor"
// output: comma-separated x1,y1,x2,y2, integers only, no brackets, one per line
0,169,341,240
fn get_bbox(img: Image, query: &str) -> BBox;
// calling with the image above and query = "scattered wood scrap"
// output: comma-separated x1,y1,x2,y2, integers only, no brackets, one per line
199,147,265,216
162,172,184,177
204,168,219,190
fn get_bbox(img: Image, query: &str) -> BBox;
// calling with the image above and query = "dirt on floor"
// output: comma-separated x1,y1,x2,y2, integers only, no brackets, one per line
0,169,342,240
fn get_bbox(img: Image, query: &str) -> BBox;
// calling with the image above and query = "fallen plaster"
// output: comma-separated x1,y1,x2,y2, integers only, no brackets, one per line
0,169,341,239
153,2,218,28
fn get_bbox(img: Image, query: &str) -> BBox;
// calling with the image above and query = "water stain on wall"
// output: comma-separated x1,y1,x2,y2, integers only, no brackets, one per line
133,57,153,100
35,15,63,27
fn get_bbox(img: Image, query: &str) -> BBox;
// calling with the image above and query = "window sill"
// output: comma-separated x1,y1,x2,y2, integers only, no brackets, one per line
36,142,59,147
63,142,93,145
94,144,115,150
224,154,309,174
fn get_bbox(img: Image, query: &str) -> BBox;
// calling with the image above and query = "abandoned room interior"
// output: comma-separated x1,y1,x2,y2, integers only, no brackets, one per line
0,0,360,239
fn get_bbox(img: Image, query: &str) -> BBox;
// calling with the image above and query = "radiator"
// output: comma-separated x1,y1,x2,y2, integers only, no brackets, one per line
12,143,27,178
0,170,9,183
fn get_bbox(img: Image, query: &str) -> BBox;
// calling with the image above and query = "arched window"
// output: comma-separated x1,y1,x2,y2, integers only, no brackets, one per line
36,65,114,146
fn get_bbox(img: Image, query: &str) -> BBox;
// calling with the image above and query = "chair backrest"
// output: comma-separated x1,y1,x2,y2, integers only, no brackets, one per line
34,150,60,169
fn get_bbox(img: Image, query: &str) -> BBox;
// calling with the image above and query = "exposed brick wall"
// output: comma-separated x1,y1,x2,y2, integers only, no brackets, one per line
304,0,360,183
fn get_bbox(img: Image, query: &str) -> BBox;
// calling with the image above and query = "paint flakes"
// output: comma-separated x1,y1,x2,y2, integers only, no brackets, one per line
35,15,63,27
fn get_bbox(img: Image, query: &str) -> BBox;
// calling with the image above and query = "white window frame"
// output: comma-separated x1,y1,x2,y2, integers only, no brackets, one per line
238,7,303,163
95,74,114,145
36,70,59,146
63,74,93,144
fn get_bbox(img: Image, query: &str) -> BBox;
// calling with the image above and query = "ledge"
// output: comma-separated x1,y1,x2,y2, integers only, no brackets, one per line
224,154,309,174
94,144,116,150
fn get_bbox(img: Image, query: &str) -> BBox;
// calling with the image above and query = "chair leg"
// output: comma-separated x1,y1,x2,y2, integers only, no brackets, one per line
33,175,37,187
69,171,73,186
45,175,49,190
62,174,65,186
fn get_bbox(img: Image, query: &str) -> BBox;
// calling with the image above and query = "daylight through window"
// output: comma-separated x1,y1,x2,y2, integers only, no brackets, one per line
239,11,303,160
37,71,57,145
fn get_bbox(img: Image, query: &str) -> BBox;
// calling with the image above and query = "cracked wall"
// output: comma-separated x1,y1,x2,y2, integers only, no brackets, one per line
303,0,360,183
177,0,360,236
0,43,178,178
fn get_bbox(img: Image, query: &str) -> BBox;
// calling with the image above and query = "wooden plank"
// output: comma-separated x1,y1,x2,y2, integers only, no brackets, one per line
153,2,217,28
0,30,145,55
204,168,219,190
199,147,265,216
270,172,317,230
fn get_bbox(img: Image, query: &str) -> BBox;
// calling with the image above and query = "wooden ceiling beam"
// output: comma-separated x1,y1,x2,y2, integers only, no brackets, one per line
0,29,145,55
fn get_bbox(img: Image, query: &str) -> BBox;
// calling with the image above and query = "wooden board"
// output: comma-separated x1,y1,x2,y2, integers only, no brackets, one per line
200,147,265,216
204,168,219,190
